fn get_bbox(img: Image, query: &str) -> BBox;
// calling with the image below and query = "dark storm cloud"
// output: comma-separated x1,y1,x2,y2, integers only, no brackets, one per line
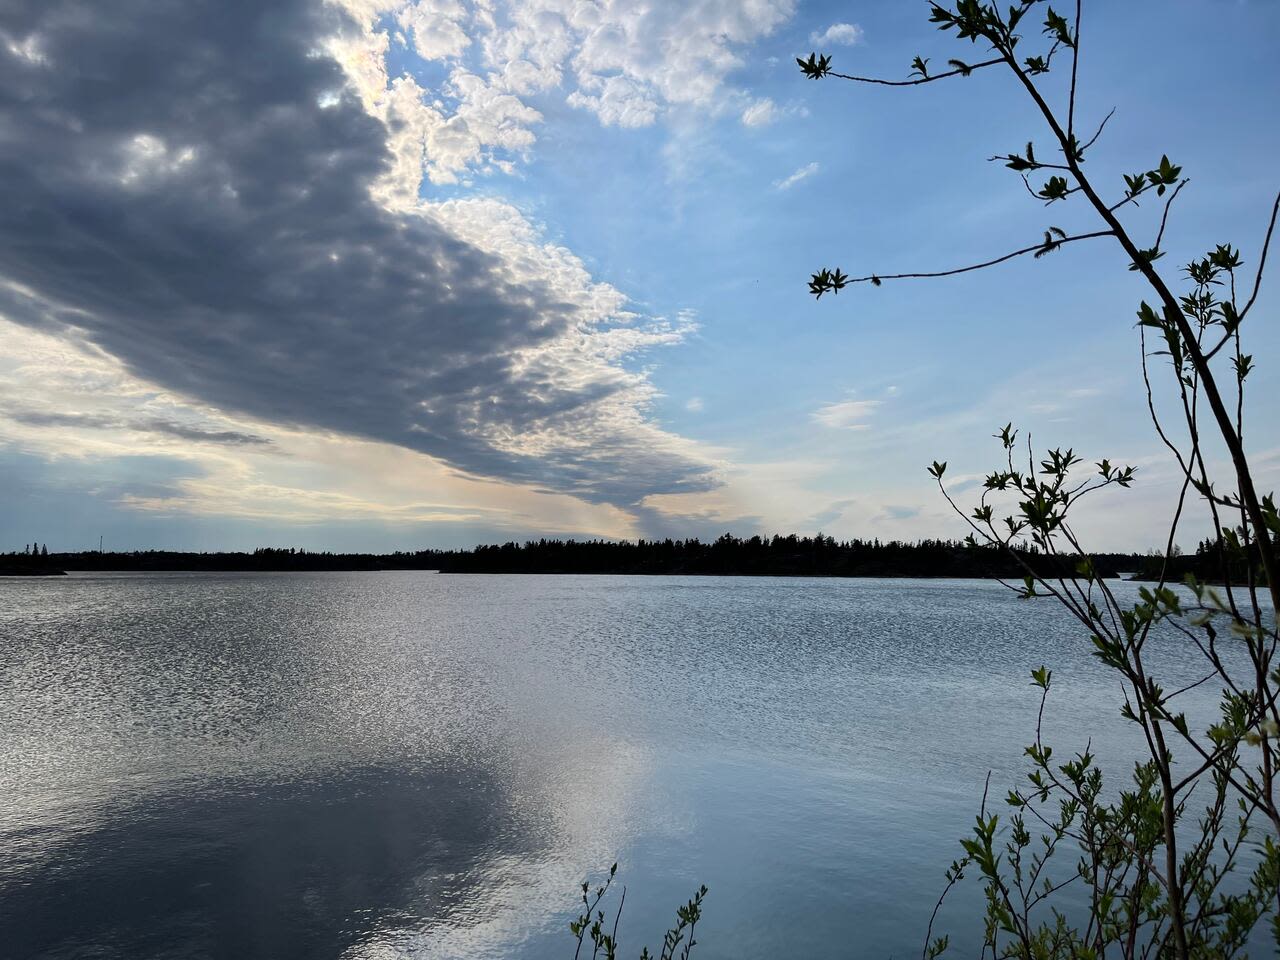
0,0,715,505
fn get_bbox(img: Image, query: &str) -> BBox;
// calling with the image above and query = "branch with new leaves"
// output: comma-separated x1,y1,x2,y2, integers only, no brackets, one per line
801,3,1280,958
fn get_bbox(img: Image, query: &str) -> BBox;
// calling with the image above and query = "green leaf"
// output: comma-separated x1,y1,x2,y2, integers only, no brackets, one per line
1043,8,1074,48
808,267,849,299
796,52,832,79
1136,301,1162,328
1037,175,1070,202
1128,247,1165,272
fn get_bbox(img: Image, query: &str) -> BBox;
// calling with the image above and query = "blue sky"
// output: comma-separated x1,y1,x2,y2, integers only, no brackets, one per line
1,0,1277,552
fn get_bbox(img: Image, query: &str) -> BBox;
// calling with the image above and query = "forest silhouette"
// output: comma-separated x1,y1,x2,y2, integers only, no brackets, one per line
1,534,1176,579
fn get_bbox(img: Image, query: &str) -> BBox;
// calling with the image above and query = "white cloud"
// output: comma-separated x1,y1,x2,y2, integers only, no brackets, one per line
566,75,661,129
812,399,881,430
741,97,777,127
685,397,705,413
330,0,798,181
397,0,472,60
809,22,863,47
773,161,819,190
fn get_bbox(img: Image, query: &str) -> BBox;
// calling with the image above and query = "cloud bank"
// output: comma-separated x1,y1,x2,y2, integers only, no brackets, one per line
0,0,737,513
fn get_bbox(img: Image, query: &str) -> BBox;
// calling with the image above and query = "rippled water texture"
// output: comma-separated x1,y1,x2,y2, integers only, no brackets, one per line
0,573,1262,958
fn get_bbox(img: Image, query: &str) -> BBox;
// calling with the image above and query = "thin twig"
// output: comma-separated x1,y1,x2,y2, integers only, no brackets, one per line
846,230,1111,285
991,157,1073,172
1068,0,1082,138
828,58,1003,87
1154,179,1189,251
1078,107,1115,156
1238,188,1280,322
611,886,626,950
920,777,988,960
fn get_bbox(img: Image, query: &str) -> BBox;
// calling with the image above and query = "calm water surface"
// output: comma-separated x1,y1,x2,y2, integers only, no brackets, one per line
0,573,1255,958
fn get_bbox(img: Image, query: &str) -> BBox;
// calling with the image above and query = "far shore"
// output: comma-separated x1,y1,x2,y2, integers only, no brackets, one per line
3,538,1250,584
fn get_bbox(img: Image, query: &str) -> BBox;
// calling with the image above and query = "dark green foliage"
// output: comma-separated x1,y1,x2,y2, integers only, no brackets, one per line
1037,174,1069,201
796,52,831,79
808,267,847,298
1149,154,1183,196
938,667,1280,958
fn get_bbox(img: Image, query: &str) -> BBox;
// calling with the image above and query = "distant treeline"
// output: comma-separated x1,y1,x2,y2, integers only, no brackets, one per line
418,536,1147,579
0,542,63,576
2,536,1158,579
1129,537,1274,586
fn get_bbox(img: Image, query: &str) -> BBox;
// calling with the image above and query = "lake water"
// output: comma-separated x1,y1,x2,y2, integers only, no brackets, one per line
0,572,1262,958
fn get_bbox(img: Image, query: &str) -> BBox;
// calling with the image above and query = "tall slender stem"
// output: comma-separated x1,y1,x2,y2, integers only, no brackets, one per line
1003,54,1280,614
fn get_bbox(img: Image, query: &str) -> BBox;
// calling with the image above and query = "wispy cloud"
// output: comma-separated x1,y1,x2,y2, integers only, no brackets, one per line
741,98,777,127
1027,385,1106,416
812,399,881,430
879,504,920,521
773,161,820,190
7,409,271,447
809,23,864,46
808,497,856,528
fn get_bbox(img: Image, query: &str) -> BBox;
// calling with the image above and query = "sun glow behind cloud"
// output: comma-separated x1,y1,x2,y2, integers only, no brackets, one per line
0,318,635,538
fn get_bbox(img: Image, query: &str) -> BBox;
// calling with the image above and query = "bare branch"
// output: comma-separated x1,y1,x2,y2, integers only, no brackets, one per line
1239,187,1280,322
1078,106,1115,156
826,58,1002,87
1068,0,1082,137
1155,179,1189,250
992,157,1073,172
1108,183,1153,214
835,230,1111,287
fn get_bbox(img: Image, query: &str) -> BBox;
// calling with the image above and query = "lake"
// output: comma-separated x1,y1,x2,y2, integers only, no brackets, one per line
0,572,1257,958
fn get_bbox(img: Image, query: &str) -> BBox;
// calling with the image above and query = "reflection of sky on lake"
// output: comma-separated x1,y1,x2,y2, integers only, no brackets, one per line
4,764,533,959
0,572,1268,958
